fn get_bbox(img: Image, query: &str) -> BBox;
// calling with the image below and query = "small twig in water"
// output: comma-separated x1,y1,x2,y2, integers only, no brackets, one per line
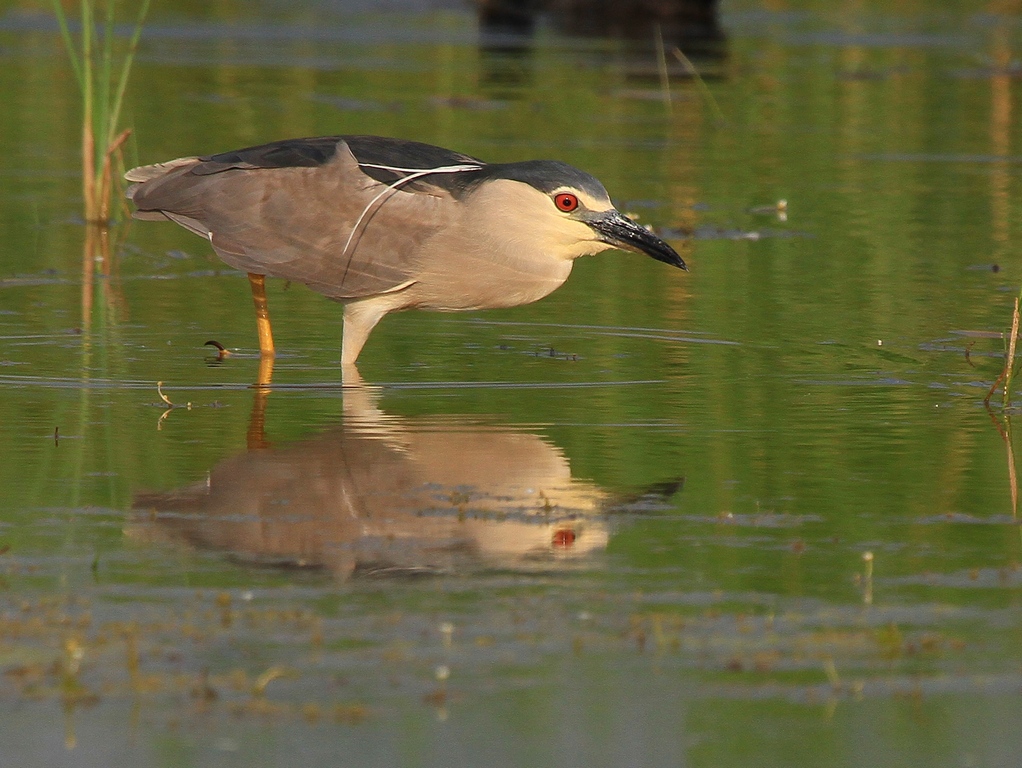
156,381,192,430
252,666,290,697
985,366,1008,407
157,380,172,407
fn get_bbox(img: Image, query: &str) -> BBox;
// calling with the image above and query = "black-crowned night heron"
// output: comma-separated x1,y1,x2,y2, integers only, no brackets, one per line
126,135,686,371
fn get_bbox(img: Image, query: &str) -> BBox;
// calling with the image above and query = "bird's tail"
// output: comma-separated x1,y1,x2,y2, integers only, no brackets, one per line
124,156,200,197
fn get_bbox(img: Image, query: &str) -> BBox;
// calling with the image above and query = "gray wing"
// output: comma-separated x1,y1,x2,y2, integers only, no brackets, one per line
126,137,484,300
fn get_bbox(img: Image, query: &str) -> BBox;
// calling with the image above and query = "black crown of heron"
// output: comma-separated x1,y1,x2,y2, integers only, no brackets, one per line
126,135,687,370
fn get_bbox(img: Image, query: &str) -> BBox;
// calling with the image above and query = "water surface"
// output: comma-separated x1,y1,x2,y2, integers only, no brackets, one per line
2,1,1022,766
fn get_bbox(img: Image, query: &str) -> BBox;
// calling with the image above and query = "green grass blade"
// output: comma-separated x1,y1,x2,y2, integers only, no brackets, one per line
97,0,116,163
51,0,85,93
106,0,151,149
55,0,148,222
81,0,94,142
81,0,96,194
654,24,671,116
81,1,94,110
671,46,727,126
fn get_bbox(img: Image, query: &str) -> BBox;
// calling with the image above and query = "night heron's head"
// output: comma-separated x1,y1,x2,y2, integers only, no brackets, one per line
462,160,687,270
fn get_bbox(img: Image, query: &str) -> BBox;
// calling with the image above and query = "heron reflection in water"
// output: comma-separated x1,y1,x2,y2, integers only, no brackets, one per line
131,389,682,578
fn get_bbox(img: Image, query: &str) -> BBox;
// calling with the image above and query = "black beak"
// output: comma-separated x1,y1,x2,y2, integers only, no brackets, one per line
585,210,687,270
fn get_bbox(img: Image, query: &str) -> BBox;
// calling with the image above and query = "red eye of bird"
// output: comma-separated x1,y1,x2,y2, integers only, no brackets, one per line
554,193,579,212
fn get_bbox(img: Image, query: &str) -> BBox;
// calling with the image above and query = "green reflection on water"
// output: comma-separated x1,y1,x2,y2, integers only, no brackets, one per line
2,1,1022,765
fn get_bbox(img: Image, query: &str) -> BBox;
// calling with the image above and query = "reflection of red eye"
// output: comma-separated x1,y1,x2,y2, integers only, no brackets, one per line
552,528,577,548
554,193,579,212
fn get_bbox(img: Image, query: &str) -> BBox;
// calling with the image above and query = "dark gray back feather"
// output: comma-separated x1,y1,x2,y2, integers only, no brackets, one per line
189,136,607,200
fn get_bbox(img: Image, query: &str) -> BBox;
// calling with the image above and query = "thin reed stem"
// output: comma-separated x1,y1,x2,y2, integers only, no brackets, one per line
1006,292,1022,409
671,46,727,125
52,0,150,225
80,0,96,222
654,25,671,116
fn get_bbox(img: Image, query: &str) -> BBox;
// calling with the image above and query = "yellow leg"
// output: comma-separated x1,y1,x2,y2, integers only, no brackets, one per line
256,353,274,388
248,272,275,358
247,385,271,450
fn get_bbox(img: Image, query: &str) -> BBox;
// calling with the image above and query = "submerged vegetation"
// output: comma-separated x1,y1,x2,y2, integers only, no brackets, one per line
52,0,150,225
